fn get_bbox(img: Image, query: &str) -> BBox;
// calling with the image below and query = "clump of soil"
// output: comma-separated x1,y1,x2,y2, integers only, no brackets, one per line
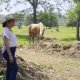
17,56,49,80
0,55,49,80
28,38,80,58
1,38,80,80
29,38,62,54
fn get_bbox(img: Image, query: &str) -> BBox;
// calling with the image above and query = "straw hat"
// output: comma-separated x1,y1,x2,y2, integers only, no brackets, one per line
2,14,17,23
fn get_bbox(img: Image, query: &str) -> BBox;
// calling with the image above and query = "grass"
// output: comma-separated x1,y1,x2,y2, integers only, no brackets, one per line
0,24,79,80
44,26,76,44
0,25,30,46
18,48,80,80
0,25,77,46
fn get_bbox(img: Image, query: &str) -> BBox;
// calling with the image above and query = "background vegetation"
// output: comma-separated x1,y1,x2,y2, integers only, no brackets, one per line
0,25,77,46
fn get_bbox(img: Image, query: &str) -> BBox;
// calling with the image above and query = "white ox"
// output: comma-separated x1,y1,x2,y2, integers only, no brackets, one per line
28,22,45,43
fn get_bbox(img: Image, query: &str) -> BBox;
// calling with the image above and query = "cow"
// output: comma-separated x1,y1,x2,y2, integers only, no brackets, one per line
28,22,45,44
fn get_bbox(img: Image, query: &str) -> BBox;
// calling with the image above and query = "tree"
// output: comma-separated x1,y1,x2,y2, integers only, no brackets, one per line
14,13,24,28
26,0,54,24
0,0,72,26
0,0,62,23
37,12,58,27
72,0,80,40
66,8,77,27
27,0,38,23
65,0,80,40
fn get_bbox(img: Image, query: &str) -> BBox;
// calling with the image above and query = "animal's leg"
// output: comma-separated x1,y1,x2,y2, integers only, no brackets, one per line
32,36,34,43
29,36,31,44
41,34,43,39
38,37,39,42
38,35,39,42
41,30,45,39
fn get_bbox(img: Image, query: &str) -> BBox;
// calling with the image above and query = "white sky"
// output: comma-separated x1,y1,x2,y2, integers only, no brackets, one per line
0,0,74,15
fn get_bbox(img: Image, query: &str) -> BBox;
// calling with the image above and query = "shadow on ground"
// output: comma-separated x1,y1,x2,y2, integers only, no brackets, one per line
61,37,76,42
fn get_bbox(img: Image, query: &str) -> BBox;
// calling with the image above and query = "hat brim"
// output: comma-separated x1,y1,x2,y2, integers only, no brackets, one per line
3,18,15,23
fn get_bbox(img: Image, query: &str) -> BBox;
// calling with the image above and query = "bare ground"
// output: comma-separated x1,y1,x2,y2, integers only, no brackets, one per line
1,38,80,80
16,38,80,80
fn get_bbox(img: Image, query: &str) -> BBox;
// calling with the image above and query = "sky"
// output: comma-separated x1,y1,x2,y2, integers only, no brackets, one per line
0,0,30,15
0,0,74,15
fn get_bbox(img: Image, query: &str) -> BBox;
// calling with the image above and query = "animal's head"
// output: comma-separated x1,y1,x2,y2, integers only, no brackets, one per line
39,22,46,30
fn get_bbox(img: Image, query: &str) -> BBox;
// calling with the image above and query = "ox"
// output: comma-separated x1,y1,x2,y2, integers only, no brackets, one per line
29,22,45,43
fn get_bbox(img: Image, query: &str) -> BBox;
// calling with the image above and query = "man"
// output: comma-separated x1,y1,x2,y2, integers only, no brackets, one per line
2,15,18,80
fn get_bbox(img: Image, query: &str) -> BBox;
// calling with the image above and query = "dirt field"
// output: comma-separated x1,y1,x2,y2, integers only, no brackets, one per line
16,38,80,80
1,38,80,80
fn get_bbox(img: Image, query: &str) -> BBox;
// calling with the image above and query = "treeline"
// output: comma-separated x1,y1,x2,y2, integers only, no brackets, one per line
14,11,59,28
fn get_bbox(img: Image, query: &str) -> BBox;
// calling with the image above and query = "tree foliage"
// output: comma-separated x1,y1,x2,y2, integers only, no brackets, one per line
72,0,80,40
25,11,58,27
0,0,65,24
66,8,77,27
37,12,58,27
66,0,80,26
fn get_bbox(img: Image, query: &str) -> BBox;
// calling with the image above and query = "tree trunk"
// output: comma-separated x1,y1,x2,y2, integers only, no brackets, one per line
76,20,80,40
33,6,37,23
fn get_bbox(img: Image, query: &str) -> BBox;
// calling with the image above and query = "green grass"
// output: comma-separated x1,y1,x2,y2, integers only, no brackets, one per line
0,25,77,46
12,25,30,46
44,26,76,44
0,25,30,46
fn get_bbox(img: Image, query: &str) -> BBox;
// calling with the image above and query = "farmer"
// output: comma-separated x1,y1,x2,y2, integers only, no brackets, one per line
1,16,18,80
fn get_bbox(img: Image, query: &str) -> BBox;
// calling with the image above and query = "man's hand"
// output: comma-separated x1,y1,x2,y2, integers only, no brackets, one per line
9,55,14,63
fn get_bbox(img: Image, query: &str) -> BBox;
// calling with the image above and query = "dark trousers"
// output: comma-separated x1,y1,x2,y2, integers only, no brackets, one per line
3,47,18,80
